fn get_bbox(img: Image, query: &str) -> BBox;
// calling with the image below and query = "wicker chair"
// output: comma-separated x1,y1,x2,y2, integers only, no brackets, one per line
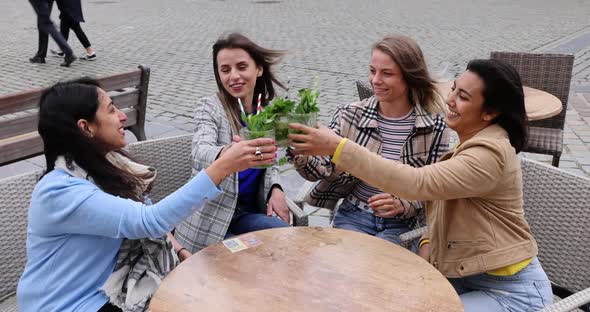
0,170,43,312
399,158,590,311
0,135,307,311
490,52,574,167
522,159,590,312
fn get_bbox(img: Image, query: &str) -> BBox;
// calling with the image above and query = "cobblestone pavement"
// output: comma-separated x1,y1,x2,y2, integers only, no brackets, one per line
2,0,590,183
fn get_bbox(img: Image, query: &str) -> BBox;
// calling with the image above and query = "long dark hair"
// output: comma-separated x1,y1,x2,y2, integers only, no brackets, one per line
212,32,287,133
466,59,528,153
38,77,144,201
372,35,445,113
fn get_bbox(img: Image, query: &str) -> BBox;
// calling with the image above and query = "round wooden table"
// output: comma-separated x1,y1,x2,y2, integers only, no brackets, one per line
149,227,463,312
436,81,562,121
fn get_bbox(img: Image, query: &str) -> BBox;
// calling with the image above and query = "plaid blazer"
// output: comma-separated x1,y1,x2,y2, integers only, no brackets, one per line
174,94,281,253
293,96,450,229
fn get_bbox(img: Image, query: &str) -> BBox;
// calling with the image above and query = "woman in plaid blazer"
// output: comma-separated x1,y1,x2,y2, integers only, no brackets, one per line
174,33,290,254
290,35,450,247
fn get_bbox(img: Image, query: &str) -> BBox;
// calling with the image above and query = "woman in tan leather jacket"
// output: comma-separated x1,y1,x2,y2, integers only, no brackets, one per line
287,59,552,312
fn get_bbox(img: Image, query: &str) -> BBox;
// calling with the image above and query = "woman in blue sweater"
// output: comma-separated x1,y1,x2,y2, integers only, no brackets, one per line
16,78,277,312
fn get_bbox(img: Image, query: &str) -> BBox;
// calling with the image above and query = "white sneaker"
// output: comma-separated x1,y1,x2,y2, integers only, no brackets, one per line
79,53,97,61
50,49,64,57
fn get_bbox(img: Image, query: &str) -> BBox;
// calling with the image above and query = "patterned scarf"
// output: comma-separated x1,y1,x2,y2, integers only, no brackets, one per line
54,152,179,312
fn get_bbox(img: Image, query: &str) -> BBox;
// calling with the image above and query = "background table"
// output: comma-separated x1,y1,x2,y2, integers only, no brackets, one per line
436,81,562,121
149,227,463,312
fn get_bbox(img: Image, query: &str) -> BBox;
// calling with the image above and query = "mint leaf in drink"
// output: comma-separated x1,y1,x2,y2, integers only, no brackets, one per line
267,98,295,116
294,77,320,114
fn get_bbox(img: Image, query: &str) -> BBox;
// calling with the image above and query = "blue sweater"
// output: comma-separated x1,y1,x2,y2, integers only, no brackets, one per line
17,168,222,312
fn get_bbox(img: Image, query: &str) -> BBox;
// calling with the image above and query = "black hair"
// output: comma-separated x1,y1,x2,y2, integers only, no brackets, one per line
38,77,143,201
466,59,528,153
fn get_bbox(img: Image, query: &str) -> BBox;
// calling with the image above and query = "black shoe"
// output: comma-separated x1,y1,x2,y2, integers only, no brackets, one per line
60,54,76,67
29,55,46,63
79,53,96,61
50,49,64,57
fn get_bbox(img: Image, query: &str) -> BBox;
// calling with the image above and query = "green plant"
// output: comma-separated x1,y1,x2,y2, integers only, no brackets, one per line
242,78,320,147
274,117,290,146
267,98,296,146
266,97,296,116
294,77,320,114
244,129,271,139
241,109,276,132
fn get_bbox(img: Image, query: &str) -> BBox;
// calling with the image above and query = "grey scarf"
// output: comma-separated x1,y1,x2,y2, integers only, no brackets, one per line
55,152,179,312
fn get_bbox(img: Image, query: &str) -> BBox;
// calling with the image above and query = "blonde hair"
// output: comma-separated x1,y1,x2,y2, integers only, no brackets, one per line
372,35,445,113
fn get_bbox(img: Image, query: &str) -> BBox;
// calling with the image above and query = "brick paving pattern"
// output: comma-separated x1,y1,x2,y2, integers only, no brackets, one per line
2,0,590,182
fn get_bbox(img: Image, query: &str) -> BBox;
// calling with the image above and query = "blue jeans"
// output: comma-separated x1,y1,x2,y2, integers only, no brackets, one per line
226,211,289,237
449,257,553,312
333,200,412,246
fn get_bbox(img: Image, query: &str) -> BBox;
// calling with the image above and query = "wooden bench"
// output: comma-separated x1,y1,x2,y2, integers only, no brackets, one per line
0,65,150,166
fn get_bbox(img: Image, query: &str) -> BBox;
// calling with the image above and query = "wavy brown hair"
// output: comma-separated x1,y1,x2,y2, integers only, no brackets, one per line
372,35,445,113
212,32,287,133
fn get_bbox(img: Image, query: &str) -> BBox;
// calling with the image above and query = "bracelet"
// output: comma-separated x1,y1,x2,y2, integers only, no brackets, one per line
418,239,430,249
176,247,187,258
331,138,348,164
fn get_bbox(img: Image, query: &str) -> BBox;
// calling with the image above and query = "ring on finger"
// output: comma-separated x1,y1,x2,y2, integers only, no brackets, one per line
254,146,262,157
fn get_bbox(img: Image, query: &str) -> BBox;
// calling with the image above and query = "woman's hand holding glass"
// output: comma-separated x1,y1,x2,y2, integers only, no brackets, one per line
206,138,277,185
287,123,343,157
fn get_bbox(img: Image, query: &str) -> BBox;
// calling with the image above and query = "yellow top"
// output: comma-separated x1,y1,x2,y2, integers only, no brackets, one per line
486,258,533,276
420,239,532,276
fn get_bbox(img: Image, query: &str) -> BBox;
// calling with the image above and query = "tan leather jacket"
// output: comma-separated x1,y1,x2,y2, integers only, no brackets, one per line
335,124,537,277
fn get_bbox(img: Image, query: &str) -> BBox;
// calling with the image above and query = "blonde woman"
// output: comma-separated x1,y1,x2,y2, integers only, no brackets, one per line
289,35,450,247
288,59,552,311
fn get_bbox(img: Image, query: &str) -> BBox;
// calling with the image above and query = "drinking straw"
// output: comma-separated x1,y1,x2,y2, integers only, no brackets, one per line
238,98,246,115
256,93,262,114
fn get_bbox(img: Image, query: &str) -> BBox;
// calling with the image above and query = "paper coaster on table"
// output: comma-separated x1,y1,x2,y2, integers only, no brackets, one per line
223,233,263,253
